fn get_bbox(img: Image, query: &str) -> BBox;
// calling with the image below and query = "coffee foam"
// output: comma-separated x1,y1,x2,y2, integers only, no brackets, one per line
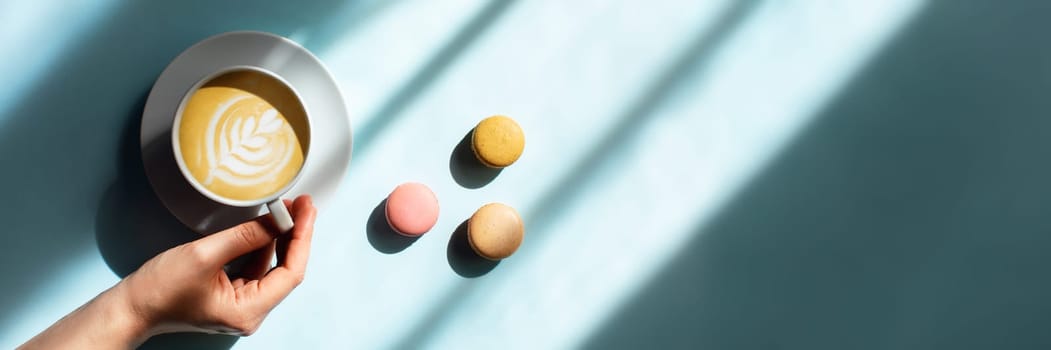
203,95,296,187
178,70,307,202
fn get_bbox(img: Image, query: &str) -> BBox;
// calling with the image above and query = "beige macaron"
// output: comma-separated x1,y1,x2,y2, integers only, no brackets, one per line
467,203,525,260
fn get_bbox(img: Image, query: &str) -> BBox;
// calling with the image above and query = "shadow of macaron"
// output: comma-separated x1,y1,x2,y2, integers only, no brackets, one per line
447,219,499,277
449,128,502,189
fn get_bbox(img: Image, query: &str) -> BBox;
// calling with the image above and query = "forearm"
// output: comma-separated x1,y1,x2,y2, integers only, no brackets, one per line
20,283,152,349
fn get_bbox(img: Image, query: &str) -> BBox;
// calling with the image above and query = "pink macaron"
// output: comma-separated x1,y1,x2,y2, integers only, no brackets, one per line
385,182,440,237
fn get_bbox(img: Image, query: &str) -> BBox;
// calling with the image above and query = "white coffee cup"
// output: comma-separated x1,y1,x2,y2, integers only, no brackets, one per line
171,65,311,233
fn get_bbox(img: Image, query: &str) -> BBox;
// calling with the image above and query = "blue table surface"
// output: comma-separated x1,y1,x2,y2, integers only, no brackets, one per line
4,1,1051,349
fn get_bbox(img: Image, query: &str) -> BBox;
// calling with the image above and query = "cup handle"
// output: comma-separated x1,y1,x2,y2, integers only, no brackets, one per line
268,199,294,233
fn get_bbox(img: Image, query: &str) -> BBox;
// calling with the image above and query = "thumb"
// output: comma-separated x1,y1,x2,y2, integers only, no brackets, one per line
196,219,278,265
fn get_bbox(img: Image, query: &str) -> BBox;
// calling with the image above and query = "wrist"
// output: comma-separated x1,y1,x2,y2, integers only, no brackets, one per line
99,281,157,346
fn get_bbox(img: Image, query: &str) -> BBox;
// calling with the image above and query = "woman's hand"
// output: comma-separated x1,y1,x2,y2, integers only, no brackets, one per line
21,195,316,349
122,195,316,336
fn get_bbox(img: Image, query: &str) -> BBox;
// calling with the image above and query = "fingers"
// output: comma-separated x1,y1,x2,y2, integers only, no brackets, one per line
258,195,316,305
238,241,276,281
237,200,289,280
278,196,316,273
194,199,293,266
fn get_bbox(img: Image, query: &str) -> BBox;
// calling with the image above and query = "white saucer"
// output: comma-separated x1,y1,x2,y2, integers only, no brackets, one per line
141,31,352,234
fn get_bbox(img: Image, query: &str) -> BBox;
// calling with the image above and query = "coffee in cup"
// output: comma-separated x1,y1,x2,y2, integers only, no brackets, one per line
173,66,311,232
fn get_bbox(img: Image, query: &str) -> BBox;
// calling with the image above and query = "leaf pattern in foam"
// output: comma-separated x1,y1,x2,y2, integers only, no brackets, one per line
241,116,255,144
214,107,286,178
259,109,282,133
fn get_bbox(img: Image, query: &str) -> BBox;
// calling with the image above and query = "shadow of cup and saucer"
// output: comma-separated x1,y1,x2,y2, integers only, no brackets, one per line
94,93,248,349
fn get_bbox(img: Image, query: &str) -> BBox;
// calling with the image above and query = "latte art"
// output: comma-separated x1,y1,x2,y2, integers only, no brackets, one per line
177,70,308,201
203,96,296,187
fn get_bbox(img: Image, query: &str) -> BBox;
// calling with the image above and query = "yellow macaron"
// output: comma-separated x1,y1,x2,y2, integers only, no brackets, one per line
467,203,525,260
471,115,524,168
